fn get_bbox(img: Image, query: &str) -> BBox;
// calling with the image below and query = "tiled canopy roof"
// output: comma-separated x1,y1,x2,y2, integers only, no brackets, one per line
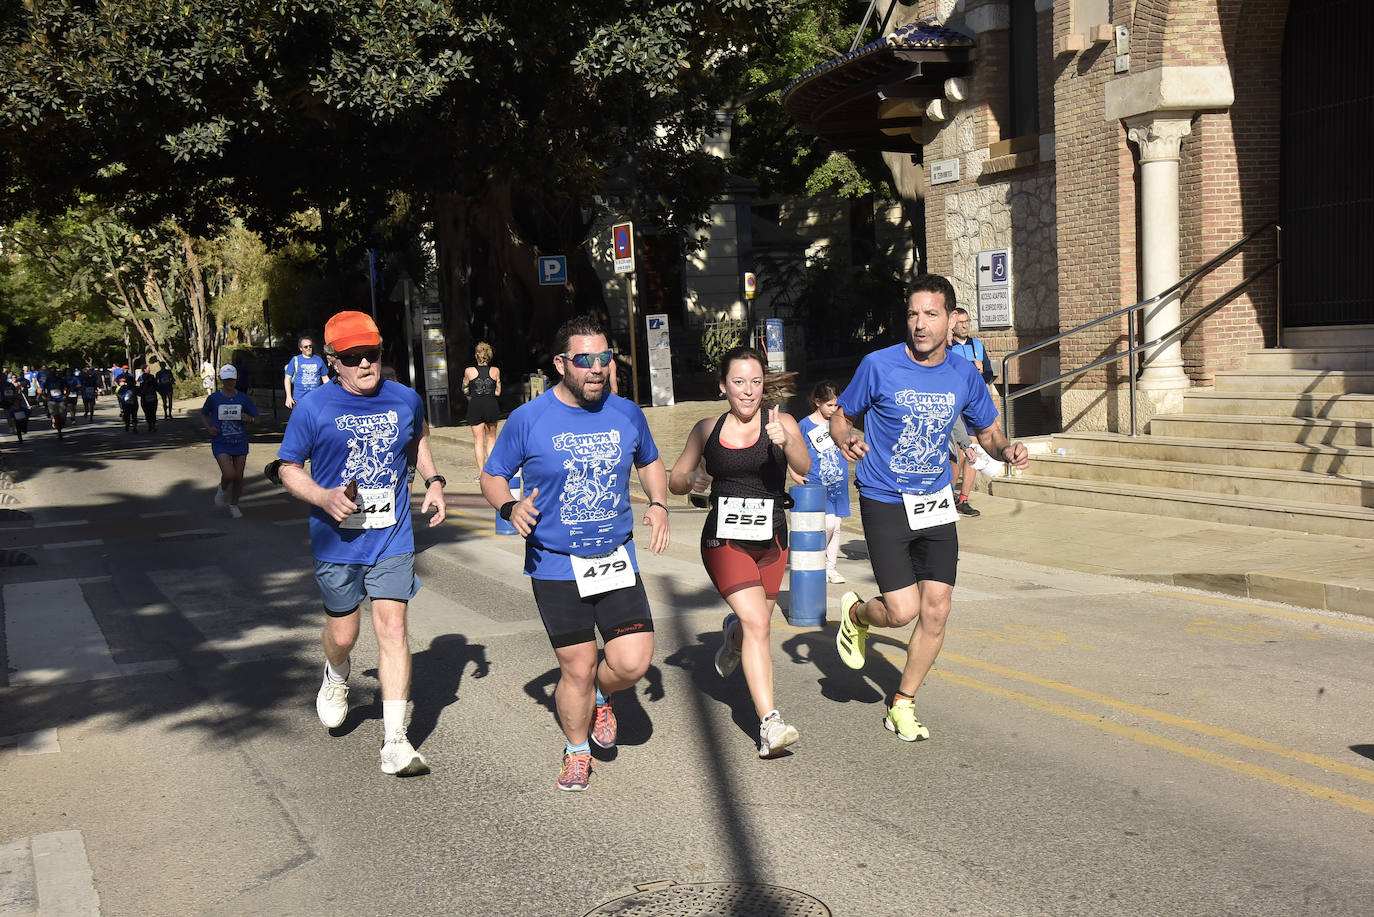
782,20,975,155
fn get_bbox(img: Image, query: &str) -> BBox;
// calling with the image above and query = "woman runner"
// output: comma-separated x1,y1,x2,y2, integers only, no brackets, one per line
462,342,502,481
669,346,810,758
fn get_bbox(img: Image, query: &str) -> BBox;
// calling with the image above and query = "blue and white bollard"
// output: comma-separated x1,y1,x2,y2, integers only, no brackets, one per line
495,474,522,535
787,484,826,627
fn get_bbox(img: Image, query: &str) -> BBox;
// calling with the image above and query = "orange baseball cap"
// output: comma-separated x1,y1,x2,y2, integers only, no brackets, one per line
325,311,381,352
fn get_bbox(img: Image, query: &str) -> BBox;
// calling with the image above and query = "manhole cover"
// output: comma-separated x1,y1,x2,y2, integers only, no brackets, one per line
0,550,37,566
0,508,32,521
584,882,830,917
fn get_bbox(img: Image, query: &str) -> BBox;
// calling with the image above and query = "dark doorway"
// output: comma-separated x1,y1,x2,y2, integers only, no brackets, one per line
1281,0,1374,326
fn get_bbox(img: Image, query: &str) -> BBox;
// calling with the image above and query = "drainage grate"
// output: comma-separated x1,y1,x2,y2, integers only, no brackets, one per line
0,508,32,521
0,550,37,566
583,882,830,917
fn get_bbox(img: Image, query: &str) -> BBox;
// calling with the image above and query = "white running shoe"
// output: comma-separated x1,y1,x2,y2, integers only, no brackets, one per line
316,669,349,728
826,569,846,584
714,613,741,677
228,504,243,519
379,734,430,777
213,486,227,506
758,712,799,758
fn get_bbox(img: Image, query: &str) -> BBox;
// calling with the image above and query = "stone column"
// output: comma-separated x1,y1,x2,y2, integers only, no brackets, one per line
1126,115,1193,397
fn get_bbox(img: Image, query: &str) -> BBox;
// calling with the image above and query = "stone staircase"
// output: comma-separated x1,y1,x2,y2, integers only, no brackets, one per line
987,325,1374,538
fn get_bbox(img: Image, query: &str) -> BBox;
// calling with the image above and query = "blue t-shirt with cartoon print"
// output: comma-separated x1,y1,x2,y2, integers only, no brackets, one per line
837,343,998,503
484,389,659,580
277,380,425,565
201,391,259,456
285,353,330,400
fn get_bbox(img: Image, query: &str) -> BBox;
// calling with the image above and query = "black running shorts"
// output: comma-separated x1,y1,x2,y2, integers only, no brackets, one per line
530,575,654,649
859,496,959,594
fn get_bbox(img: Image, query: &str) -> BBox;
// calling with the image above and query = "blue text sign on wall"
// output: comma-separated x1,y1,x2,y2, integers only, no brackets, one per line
537,255,568,286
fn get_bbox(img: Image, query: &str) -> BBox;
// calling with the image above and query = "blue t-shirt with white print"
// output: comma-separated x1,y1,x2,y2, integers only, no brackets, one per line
284,353,330,400
484,389,659,580
837,343,998,503
277,380,424,565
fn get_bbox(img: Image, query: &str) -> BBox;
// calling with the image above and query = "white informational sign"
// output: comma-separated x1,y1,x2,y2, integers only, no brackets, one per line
646,313,674,405
421,302,452,410
931,158,961,185
976,248,1013,328
612,222,634,274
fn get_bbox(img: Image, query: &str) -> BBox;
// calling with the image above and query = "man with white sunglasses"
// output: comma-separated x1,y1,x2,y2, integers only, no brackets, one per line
482,314,671,792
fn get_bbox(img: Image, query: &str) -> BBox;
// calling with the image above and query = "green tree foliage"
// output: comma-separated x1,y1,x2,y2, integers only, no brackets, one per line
0,0,798,376
726,0,894,201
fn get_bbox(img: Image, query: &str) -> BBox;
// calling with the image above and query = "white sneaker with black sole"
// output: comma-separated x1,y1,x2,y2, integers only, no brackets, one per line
315,667,349,728
380,734,430,777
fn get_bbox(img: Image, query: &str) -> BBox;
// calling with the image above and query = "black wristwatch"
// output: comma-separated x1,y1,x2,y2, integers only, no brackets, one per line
425,474,446,488
648,501,668,512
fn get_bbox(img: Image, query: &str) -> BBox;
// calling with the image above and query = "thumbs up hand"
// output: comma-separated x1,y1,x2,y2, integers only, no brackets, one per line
765,405,788,447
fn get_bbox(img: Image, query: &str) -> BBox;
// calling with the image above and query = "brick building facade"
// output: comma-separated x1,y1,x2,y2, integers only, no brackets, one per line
785,0,1372,433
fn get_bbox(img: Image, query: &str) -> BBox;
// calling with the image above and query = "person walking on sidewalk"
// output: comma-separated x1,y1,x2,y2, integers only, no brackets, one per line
462,341,502,481
830,274,1028,742
283,335,328,409
277,311,447,778
154,365,175,420
789,380,851,584
201,365,260,518
137,366,161,432
669,346,811,759
481,315,671,792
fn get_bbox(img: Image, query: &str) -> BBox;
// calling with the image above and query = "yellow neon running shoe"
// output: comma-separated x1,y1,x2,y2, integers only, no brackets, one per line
884,700,930,742
835,591,869,670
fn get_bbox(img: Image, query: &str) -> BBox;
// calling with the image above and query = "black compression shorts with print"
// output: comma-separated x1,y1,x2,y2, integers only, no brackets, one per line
529,575,654,649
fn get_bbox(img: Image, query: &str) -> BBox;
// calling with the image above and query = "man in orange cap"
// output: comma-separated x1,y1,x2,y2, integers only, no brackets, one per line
277,310,448,777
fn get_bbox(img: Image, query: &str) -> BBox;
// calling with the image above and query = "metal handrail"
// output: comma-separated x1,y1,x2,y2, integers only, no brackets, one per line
1000,221,1281,446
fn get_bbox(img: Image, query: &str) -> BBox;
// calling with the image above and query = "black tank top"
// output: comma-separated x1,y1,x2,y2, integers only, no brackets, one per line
469,364,497,397
703,411,789,542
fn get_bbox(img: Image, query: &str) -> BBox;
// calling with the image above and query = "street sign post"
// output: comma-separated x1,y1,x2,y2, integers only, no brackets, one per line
612,223,634,274
977,248,1013,328
537,256,567,286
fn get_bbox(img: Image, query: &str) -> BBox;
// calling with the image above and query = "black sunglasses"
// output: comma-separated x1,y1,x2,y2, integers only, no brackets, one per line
336,349,381,367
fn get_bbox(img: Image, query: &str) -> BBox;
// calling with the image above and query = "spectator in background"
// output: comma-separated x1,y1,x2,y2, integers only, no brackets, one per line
462,341,502,482
284,335,329,408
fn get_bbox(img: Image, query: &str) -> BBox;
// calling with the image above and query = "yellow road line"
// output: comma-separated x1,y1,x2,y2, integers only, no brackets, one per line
1150,589,1374,634
927,665,1374,819
442,509,502,535
933,650,1374,786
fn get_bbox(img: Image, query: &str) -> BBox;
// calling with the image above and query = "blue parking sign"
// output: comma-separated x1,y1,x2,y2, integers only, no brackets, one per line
537,255,567,286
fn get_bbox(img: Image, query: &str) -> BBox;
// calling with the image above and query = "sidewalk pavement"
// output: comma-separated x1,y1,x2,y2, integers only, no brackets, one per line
431,398,1372,618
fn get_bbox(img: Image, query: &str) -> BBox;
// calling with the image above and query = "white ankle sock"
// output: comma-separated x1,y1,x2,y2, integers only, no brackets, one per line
382,699,406,738
325,658,350,684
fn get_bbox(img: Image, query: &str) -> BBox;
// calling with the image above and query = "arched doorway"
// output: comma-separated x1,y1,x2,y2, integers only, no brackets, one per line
1281,0,1374,327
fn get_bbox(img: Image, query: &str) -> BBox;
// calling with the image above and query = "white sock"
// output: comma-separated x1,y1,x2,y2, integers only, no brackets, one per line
325,658,350,684
382,699,407,739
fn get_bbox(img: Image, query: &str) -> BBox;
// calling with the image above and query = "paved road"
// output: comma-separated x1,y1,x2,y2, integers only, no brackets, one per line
2,403,1373,916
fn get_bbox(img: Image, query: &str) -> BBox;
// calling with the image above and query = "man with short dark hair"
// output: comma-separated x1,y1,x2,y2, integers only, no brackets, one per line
949,306,995,385
481,314,671,792
284,335,328,409
277,311,447,777
830,274,1029,742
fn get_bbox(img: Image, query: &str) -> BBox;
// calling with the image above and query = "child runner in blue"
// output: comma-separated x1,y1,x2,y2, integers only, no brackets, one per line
791,380,851,584
200,365,259,518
